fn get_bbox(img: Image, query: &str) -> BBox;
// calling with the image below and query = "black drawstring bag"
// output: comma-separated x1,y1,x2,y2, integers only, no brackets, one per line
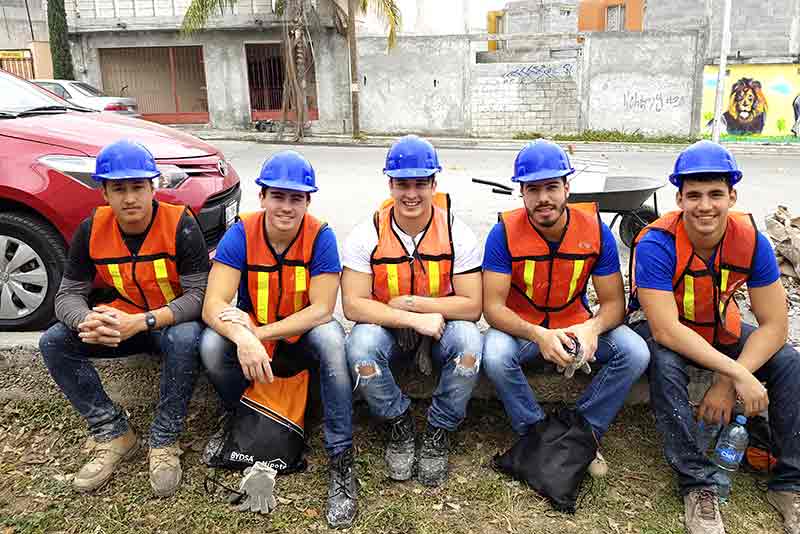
493,406,597,514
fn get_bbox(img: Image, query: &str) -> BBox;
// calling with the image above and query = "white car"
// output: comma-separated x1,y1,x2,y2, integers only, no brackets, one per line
32,79,140,117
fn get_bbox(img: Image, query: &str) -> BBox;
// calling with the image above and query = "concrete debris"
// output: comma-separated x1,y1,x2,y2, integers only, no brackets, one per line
765,206,800,280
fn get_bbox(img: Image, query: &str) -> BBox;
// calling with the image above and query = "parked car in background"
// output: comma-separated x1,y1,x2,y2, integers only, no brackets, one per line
0,69,240,331
32,79,140,117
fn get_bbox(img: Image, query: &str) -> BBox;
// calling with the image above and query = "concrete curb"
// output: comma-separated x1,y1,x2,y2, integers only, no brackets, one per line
181,128,800,156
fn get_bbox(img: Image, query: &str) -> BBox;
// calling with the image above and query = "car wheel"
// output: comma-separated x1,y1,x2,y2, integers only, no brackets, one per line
0,212,67,331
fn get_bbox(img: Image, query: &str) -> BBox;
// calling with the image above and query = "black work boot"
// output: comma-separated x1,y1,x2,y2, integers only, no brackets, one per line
327,448,358,529
417,424,450,487
385,410,416,481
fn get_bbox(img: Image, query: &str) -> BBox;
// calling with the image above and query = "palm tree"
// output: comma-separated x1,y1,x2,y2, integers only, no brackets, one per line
182,0,400,140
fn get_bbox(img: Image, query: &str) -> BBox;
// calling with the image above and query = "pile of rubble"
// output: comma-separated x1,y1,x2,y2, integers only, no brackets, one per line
765,207,800,347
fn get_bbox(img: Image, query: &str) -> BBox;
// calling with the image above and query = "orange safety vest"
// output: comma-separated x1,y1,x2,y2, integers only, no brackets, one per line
89,201,185,314
501,203,602,329
370,192,454,303
241,211,326,354
630,211,756,347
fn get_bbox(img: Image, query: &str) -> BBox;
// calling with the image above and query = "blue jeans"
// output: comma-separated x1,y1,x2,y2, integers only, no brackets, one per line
346,321,483,432
40,320,202,448
482,325,650,438
200,320,353,458
633,321,800,495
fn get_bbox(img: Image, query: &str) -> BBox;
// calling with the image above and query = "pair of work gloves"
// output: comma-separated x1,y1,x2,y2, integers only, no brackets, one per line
556,333,592,378
229,462,278,514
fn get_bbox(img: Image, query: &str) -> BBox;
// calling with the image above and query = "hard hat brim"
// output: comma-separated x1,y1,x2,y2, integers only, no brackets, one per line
255,178,319,193
512,167,575,183
92,169,161,182
383,167,441,179
669,168,743,187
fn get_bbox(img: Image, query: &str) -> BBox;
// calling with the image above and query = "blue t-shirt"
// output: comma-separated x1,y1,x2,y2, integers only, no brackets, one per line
634,229,779,292
213,220,342,312
482,220,621,276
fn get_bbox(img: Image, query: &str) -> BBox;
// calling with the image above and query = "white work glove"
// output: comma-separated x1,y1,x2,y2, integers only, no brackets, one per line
557,335,592,379
229,462,278,514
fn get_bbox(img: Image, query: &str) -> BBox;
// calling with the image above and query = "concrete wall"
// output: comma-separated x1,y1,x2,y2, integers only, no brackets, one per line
477,33,582,63
504,0,578,34
70,28,350,130
0,0,47,49
470,60,579,136
644,0,800,61
580,30,706,136
356,35,472,135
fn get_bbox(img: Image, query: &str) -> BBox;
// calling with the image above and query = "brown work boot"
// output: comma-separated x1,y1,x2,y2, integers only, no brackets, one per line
149,444,183,497
73,429,139,493
767,490,800,534
683,489,725,534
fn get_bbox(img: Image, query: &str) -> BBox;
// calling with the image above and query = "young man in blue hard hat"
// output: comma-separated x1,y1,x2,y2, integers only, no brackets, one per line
199,150,356,528
482,139,650,477
342,135,483,487
629,140,800,534
39,139,209,497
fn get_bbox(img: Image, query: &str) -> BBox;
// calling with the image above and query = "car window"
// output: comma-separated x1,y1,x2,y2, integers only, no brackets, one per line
35,82,70,100
1,73,68,112
71,82,106,97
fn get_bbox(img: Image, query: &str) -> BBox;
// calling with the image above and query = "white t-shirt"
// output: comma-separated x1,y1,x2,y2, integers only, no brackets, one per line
342,213,483,275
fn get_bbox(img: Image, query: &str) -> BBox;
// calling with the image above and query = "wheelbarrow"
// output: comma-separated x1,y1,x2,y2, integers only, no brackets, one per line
472,174,665,248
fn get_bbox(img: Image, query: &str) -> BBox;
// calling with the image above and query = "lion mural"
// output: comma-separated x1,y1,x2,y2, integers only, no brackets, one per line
792,94,800,137
722,78,768,135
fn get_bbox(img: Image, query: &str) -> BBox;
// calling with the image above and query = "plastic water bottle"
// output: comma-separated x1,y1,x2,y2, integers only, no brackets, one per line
697,421,732,503
712,415,749,472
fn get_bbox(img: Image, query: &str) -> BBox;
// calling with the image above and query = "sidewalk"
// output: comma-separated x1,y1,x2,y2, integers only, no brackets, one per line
179,126,800,155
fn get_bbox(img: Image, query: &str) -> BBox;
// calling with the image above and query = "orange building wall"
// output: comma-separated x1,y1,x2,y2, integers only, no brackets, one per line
578,0,644,32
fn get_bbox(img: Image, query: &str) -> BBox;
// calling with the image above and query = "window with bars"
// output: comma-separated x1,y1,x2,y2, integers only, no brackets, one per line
606,4,626,32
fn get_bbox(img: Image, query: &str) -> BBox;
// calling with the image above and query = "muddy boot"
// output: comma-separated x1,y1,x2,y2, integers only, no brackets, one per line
149,444,183,498
327,448,358,529
417,424,450,487
385,411,416,481
73,428,139,493
683,489,725,534
202,411,231,466
767,490,800,534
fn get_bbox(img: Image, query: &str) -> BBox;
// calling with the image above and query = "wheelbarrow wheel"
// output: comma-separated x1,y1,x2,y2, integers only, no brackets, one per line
619,207,659,248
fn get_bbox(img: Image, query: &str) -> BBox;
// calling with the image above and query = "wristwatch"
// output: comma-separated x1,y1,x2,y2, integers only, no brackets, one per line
145,312,157,331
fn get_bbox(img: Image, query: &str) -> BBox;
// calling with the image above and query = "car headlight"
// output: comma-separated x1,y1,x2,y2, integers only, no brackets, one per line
38,155,98,188
38,156,189,190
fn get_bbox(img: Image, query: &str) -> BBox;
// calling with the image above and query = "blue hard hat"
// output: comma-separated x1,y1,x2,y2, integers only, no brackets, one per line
383,135,442,179
255,150,318,193
92,139,160,182
669,140,742,187
512,140,575,183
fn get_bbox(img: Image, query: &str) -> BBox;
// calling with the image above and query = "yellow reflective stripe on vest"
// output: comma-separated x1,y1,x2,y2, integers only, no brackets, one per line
294,266,307,312
719,268,730,315
107,264,131,300
428,261,440,297
256,272,269,324
387,264,400,299
153,259,176,303
524,260,535,299
684,275,696,321
566,260,585,302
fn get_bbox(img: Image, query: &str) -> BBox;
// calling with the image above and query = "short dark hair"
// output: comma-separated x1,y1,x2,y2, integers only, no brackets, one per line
678,173,733,193
260,186,311,201
389,175,436,186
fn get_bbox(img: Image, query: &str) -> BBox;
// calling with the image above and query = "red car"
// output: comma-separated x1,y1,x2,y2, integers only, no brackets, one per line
0,69,241,330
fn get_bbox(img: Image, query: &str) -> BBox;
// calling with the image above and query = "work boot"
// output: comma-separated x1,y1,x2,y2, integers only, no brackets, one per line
73,428,139,493
683,489,725,534
417,424,450,487
202,411,231,466
327,448,358,529
385,410,416,481
149,444,183,498
588,450,608,478
767,490,800,534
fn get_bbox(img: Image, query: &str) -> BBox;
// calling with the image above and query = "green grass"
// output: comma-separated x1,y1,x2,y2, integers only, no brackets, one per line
513,130,702,144
0,392,783,534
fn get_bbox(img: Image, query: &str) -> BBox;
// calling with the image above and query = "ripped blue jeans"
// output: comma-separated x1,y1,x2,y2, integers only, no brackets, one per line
345,321,483,431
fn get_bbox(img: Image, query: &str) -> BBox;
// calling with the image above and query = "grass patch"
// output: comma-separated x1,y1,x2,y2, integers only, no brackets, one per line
0,396,783,534
513,130,701,144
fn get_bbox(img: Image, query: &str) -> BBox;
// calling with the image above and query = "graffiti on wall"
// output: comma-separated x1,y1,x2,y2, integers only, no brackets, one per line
623,91,688,113
702,64,800,139
503,62,575,84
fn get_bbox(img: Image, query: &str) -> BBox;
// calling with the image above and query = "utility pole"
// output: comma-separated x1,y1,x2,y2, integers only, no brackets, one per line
347,0,361,137
24,0,35,41
711,0,732,143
